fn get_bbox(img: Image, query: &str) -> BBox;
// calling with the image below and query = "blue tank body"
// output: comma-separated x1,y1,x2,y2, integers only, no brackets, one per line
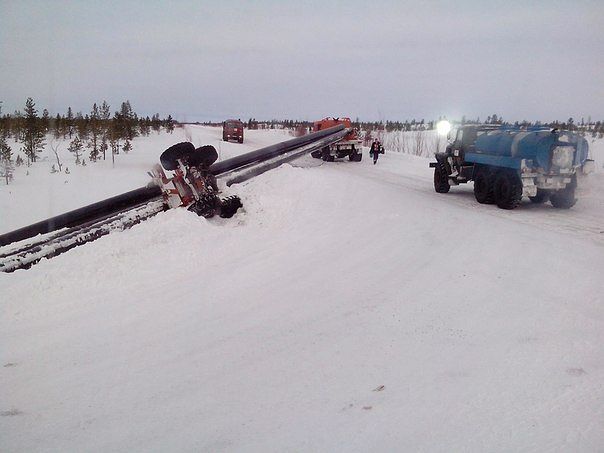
473,130,588,170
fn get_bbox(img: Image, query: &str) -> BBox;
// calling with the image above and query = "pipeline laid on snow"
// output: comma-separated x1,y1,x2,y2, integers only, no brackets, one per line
0,185,163,248
0,124,350,271
210,124,345,175
223,127,350,186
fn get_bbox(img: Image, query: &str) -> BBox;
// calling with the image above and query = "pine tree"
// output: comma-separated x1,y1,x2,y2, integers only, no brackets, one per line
53,113,63,139
115,100,138,141
66,107,74,138
122,139,132,154
165,114,175,133
99,101,111,160
87,103,101,161
75,112,89,140
151,113,161,133
140,116,151,136
42,109,50,132
20,97,46,165
100,137,108,162
110,138,120,167
0,136,14,184
68,136,84,164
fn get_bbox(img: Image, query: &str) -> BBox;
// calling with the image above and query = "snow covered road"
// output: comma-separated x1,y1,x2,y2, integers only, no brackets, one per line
2,131,604,451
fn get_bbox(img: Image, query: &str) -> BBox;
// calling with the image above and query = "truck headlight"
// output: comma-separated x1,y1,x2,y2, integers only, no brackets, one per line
552,146,574,169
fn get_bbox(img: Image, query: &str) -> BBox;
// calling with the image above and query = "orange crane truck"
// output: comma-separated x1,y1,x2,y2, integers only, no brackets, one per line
311,117,363,162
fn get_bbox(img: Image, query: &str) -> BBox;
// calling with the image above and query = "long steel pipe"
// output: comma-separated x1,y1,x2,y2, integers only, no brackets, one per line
0,185,163,247
210,124,344,174
0,124,346,247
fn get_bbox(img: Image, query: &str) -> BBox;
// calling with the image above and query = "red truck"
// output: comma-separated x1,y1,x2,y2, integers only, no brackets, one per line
223,119,244,143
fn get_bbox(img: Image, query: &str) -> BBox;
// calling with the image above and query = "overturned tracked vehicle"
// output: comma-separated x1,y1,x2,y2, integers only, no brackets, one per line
430,125,594,209
156,143,242,219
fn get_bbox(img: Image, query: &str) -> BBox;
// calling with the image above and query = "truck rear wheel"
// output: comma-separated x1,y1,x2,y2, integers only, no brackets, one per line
473,169,494,204
349,152,362,162
321,147,334,162
550,176,577,209
494,171,522,209
433,161,450,193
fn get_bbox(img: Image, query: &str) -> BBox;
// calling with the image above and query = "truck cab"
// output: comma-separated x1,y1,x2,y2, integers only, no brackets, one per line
445,125,498,160
223,119,244,143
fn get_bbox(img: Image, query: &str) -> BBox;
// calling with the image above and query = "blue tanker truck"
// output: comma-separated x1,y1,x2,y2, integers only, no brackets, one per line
430,125,595,209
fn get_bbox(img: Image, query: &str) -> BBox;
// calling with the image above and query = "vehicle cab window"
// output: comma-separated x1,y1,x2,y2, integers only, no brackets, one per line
455,129,463,147
447,127,458,144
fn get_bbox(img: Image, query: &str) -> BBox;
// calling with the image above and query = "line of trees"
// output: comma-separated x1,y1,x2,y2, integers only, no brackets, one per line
0,98,176,184
201,115,604,138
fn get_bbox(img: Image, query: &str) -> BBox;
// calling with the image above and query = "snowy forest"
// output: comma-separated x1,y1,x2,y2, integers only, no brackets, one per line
0,98,175,184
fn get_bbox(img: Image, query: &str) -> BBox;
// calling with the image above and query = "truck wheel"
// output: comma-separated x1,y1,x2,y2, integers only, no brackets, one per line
549,176,577,209
188,145,218,168
473,170,494,204
322,151,334,162
321,147,333,162
311,150,322,159
219,195,243,218
238,137,243,144
529,189,549,204
433,161,450,193
494,171,522,209
349,152,362,162
160,142,196,171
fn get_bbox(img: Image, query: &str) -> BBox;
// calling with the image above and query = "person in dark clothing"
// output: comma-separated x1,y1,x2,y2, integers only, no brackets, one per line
370,139,383,165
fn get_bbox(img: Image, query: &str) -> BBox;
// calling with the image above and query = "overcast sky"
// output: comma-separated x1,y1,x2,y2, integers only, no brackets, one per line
1,0,603,122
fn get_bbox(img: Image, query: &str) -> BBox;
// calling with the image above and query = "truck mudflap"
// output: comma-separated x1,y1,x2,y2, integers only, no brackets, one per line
582,159,595,175
521,176,537,197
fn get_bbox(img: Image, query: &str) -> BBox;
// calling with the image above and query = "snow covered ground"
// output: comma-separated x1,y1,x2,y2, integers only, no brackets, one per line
1,126,604,451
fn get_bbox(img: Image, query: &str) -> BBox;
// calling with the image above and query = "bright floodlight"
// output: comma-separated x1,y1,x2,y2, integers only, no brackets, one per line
436,120,451,136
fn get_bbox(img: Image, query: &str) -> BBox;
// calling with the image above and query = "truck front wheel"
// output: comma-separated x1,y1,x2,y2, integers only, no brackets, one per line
473,169,494,204
494,171,522,209
550,176,577,209
433,161,450,193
